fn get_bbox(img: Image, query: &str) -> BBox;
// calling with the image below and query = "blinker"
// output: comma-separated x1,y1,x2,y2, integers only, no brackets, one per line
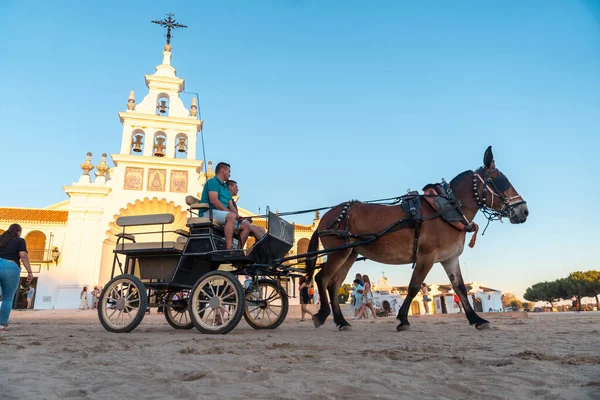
492,175,509,192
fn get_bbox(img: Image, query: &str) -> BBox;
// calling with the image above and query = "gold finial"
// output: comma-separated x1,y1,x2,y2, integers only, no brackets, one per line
80,152,94,175
127,91,135,110
164,44,172,52
205,161,215,179
95,153,110,177
190,97,198,117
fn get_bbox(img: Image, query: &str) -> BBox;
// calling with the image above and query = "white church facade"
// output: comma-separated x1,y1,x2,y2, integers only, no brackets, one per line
0,40,317,310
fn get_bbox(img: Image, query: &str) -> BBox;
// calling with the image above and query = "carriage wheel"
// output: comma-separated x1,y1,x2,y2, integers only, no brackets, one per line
244,279,289,330
98,274,148,333
164,291,193,330
188,270,245,334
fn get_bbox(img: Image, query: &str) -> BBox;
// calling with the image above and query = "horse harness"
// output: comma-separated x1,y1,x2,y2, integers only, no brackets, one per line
318,180,477,268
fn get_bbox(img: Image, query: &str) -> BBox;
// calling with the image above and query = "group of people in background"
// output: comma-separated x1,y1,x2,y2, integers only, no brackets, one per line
79,286,101,310
351,273,377,320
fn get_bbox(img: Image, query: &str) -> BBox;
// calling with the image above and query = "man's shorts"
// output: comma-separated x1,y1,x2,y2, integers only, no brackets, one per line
211,210,241,230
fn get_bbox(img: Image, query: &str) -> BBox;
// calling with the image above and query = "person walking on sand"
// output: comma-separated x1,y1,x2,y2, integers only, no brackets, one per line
421,283,431,315
91,286,100,310
80,287,89,310
26,285,35,309
299,275,313,321
0,224,34,331
351,279,364,320
358,275,377,320
453,291,463,313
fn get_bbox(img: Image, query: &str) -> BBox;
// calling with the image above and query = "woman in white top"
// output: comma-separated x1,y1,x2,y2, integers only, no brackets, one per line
358,275,377,319
80,286,89,310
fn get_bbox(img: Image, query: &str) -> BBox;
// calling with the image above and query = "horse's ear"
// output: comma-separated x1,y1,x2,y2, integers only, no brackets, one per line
483,146,495,169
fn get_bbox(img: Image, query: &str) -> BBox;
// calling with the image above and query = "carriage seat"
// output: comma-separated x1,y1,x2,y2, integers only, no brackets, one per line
185,195,223,228
115,241,185,253
114,213,184,253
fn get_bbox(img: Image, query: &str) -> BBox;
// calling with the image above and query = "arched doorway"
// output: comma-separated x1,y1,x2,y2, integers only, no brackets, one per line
411,301,421,315
25,231,46,261
100,197,188,284
474,297,483,312
297,238,309,263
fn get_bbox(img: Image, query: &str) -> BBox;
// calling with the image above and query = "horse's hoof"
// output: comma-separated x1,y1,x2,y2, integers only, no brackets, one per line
476,322,492,330
312,316,322,328
339,325,352,332
396,324,410,332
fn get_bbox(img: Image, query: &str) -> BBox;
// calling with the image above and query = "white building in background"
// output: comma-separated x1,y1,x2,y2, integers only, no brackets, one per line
0,40,316,310
369,274,503,316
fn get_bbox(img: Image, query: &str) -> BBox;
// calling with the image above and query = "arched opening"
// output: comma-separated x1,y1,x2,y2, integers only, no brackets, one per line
156,93,170,116
153,132,167,157
130,129,145,155
297,238,309,263
474,297,483,313
25,231,46,261
411,301,421,315
175,133,188,159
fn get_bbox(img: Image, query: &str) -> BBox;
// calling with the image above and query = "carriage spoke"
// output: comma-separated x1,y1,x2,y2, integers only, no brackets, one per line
266,307,279,319
108,307,118,319
208,284,217,297
219,306,233,317
263,308,273,322
221,291,236,301
218,282,230,297
125,288,137,300
110,288,120,301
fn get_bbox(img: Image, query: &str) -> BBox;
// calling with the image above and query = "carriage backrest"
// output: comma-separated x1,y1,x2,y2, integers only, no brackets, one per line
116,213,175,227
249,212,294,264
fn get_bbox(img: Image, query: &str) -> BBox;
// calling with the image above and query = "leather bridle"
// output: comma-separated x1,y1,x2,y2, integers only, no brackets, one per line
473,167,527,219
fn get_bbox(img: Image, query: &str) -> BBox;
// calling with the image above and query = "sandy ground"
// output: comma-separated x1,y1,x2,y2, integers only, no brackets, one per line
0,306,598,400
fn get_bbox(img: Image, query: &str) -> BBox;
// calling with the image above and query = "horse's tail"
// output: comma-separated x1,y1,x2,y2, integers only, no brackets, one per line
304,230,320,279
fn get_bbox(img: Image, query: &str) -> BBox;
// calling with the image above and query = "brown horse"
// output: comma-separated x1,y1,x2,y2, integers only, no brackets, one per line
305,146,528,331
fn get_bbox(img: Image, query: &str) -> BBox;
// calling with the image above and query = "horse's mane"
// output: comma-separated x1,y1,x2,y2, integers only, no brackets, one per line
449,170,473,188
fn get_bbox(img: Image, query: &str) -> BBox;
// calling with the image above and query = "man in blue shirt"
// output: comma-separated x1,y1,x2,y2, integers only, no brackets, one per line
199,162,249,250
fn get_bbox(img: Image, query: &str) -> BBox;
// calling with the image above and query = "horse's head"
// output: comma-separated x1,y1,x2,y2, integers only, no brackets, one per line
473,146,528,224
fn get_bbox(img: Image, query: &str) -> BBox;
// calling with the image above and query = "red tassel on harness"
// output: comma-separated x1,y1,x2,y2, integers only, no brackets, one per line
468,223,479,248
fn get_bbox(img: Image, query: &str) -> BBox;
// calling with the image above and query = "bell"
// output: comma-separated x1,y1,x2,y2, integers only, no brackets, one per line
131,135,143,153
157,100,168,114
153,137,166,157
177,137,187,153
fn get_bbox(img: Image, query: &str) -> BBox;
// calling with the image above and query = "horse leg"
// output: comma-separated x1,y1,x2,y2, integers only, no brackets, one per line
313,249,352,328
327,251,358,331
441,257,491,330
396,257,435,332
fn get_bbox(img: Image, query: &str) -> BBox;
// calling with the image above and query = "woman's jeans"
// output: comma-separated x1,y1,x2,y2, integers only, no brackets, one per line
0,258,21,325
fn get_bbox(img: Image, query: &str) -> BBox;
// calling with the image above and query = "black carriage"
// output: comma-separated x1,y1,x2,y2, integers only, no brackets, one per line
98,196,297,334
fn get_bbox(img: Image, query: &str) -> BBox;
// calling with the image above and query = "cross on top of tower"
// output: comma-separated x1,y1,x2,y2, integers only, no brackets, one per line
151,13,187,48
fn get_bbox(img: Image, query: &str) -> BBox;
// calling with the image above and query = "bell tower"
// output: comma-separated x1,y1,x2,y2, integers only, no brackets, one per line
118,14,202,159
108,14,204,198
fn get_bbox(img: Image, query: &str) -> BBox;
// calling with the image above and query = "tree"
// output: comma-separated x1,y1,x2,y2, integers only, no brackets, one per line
523,281,566,308
568,270,600,309
501,293,523,309
338,283,351,304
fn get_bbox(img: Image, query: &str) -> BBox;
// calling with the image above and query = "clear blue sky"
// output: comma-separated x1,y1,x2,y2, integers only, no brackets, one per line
2,1,599,297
